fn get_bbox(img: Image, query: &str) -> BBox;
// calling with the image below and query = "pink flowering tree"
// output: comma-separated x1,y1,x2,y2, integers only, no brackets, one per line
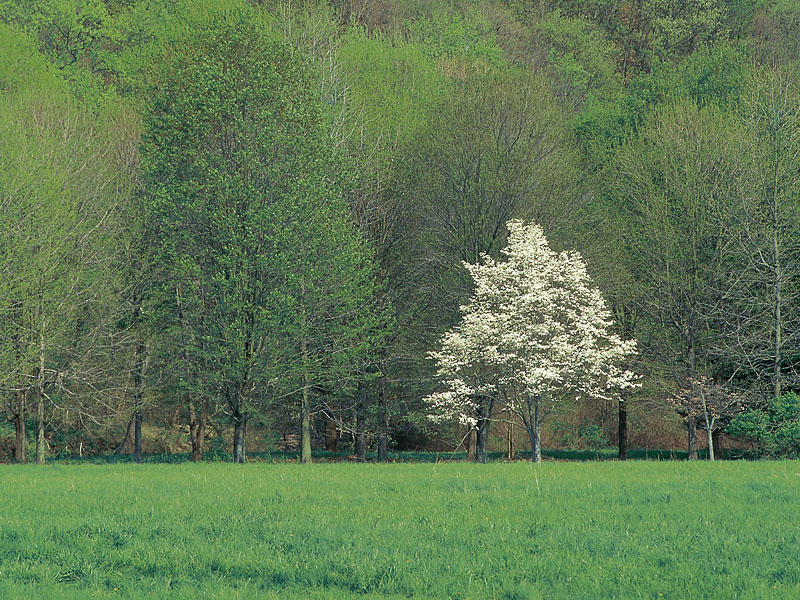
427,220,639,462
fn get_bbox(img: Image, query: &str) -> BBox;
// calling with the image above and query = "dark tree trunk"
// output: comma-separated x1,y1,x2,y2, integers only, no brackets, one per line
233,413,247,463
13,391,26,463
466,428,476,460
35,390,45,465
300,387,312,463
134,407,143,464
618,397,628,460
300,337,312,464
474,397,494,463
712,429,722,460
687,415,698,460
506,420,514,460
114,413,134,455
377,373,388,461
324,415,338,452
132,329,145,464
356,380,366,463
35,339,46,465
189,398,208,462
525,396,542,463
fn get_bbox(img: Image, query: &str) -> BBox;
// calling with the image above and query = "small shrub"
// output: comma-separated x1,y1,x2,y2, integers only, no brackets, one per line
727,392,800,458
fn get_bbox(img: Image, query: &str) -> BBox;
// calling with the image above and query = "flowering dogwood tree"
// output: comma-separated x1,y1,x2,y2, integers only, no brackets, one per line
427,220,639,462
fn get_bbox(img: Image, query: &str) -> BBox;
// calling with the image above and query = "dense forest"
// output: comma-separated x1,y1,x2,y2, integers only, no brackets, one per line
1,0,799,464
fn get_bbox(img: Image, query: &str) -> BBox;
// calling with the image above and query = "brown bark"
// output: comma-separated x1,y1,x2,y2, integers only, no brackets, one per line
233,411,246,464
356,380,366,463
13,391,26,463
618,397,628,460
377,372,388,461
687,415,698,460
465,428,476,460
712,429,722,460
189,398,209,461
506,420,514,460
134,407,143,464
324,414,338,452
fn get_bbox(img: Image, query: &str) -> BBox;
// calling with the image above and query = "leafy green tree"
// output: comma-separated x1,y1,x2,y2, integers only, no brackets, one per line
728,392,800,457
715,68,800,400
141,11,379,463
0,24,130,463
530,11,621,111
400,67,582,457
608,99,744,458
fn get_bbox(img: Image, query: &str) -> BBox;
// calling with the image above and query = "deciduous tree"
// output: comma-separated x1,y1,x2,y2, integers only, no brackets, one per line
427,220,638,462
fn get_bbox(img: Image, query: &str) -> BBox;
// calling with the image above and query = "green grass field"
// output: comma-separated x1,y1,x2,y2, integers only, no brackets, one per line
1,461,798,599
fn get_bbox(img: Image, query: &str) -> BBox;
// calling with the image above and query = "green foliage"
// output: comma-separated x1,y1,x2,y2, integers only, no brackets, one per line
0,25,128,411
0,0,118,105
728,393,800,457
645,0,730,65
406,8,504,66
575,43,751,166
531,11,621,109
0,23,59,92
337,28,447,149
140,11,381,424
745,0,800,71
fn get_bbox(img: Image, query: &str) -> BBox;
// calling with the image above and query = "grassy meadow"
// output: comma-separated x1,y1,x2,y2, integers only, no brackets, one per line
1,461,798,599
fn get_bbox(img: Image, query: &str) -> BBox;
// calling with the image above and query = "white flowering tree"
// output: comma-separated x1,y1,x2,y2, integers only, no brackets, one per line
426,220,639,462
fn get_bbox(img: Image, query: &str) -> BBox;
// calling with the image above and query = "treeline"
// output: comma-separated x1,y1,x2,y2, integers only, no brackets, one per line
1,0,799,463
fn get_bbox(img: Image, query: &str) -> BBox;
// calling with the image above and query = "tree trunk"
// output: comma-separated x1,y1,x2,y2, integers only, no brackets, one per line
474,397,494,463
324,415,338,452
134,406,143,464
687,415,698,460
13,391,26,463
618,397,628,460
506,419,514,460
233,413,246,463
356,380,367,463
300,383,312,464
772,201,782,401
706,423,714,462
35,334,46,465
712,429,722,460
189,398,208,462
377,373,388,461
300,336,312,464
475,419,490,464
132,329,145,464
465,428,476,460
525,396,542,463
35,391,45,465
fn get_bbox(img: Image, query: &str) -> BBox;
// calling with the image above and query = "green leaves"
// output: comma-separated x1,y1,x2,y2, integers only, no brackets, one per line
140,13,382,425
728,393,800,457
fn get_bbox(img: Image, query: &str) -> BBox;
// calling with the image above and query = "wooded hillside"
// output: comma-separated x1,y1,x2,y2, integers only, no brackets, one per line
2,0,799,462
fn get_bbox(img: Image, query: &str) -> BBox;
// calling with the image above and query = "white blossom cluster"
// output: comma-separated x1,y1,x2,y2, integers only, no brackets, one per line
426,220,639,427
